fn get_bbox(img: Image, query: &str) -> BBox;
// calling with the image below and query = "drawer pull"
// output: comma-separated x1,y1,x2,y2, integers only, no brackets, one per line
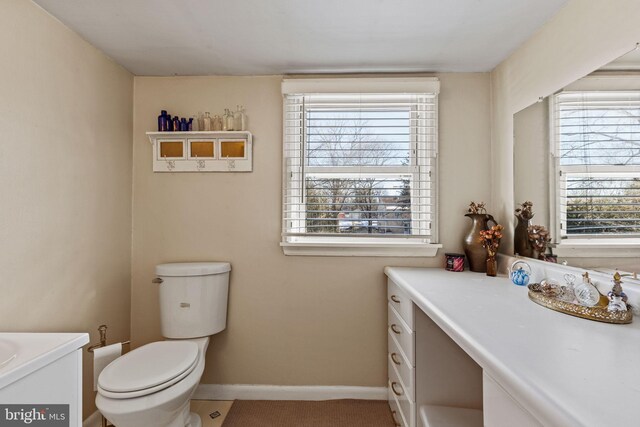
390,352,402,365
391,410,402,427
391,381,404,396
390,295,401,303
390,324,401,334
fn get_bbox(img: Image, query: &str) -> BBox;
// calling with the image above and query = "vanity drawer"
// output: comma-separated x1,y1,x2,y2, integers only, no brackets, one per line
388,304,415,366
388,392,407,427
388,373,415,427
388,331,415,401
388,279,414,329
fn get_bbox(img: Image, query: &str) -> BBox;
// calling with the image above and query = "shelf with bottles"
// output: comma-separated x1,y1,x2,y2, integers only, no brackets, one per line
146,131,252,172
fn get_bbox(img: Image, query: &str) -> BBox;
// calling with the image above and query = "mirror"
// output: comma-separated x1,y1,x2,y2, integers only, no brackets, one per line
513,48,640,273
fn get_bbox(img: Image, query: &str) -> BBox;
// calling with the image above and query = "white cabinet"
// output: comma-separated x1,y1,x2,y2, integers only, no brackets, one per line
388,278,416,427
0,333,88,426
147,131,253,172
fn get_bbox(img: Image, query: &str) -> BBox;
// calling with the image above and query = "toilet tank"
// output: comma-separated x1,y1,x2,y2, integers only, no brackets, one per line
155,262,230,339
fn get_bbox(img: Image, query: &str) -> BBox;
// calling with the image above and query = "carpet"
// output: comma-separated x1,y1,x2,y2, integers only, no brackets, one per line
222,399,396,427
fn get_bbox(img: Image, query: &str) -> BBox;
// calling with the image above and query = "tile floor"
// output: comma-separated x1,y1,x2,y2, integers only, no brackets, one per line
190,400,234,427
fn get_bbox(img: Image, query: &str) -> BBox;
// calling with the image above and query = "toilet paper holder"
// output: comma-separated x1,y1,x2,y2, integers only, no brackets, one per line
87,324,130,353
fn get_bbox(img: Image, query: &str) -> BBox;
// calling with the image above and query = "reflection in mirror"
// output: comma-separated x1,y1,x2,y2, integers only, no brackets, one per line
514,47,640,273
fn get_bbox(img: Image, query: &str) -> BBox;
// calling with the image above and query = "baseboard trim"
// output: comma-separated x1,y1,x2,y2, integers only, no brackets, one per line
193,384,387,401
83,410,102,427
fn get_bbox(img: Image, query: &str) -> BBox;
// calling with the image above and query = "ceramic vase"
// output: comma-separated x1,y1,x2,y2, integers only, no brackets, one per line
463,213,496,273
514,215,534,258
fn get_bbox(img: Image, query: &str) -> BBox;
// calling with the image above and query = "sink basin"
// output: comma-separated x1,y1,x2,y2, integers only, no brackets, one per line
0,338,17,369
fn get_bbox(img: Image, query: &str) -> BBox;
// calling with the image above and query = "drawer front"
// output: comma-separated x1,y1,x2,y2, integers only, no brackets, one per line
388,279,414,329
388,392,407,427
388,304,415,366
388,375,415,427
388,331,415,401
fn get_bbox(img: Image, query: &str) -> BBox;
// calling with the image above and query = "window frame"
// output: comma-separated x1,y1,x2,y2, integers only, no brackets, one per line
280,78,442,257
549,91,640,258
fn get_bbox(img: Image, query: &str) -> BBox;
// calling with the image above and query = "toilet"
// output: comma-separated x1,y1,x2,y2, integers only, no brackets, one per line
96,262,230,427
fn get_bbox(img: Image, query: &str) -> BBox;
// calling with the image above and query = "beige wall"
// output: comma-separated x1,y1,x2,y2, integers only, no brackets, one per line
131,73,491,387
0,0,133,418
490,0,640,257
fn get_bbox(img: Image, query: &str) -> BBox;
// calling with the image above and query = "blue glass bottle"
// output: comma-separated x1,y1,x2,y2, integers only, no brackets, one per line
180,118,187,131
167,114,173,131
158,110,168,131
173,116,180,132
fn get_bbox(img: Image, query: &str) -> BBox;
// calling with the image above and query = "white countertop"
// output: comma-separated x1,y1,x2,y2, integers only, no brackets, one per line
0,333,89,389
384,267,640,427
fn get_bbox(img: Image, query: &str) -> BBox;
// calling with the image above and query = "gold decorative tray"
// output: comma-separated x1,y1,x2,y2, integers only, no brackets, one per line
527,284,633,324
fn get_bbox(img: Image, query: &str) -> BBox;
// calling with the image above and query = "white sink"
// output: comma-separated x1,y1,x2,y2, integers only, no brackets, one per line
0,338,17,369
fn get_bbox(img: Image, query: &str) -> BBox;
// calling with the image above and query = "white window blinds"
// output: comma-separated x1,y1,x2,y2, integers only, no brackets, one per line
552,91,640,238
282,86,438,245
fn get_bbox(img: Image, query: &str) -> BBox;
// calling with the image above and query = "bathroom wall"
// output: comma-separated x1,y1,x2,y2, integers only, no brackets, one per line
131,73,491,388
490,0,640,260
0,0,133,418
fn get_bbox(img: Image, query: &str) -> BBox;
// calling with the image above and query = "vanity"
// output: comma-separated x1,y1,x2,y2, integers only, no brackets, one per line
0,333,89,425
385,266,640,427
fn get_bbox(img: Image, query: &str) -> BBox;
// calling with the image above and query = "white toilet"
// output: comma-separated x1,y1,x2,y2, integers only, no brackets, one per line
96,262,230,427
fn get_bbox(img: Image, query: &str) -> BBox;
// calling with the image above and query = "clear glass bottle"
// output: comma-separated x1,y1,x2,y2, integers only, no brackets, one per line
213,115,223,131
227,108,236,131
196,112,204,131
222,109,230,131
234,105,246,131
203,112,212,131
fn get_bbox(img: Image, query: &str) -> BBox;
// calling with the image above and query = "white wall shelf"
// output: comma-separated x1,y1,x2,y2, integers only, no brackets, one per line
146,131,253,172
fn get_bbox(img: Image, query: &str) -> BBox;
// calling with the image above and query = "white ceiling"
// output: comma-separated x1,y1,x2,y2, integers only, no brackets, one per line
33,0,569,76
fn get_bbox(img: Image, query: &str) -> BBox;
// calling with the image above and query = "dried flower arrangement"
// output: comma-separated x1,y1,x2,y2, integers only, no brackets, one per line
515,201,534,221
527,225,551,259
467,201,487,214
479,224,504,257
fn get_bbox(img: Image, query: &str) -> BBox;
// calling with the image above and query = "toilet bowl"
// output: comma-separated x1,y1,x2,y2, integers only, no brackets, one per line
96,337,208,427
96,262,230,427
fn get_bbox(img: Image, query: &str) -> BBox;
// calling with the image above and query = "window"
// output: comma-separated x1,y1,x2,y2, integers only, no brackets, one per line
551,91,640,245
281,78,441,256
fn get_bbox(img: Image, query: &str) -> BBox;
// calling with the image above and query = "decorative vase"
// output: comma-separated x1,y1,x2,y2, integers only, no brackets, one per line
486,255,497,277
514,215,534,258
463,213,497,272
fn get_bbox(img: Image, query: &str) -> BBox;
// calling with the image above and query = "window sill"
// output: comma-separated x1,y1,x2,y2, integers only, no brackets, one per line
554,239,640,258
280,239,442,257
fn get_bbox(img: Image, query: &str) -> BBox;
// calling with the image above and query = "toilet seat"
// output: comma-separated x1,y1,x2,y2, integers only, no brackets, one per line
98,341,199,399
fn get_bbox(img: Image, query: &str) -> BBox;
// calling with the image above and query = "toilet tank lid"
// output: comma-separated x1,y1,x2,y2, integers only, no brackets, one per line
156,262,231,277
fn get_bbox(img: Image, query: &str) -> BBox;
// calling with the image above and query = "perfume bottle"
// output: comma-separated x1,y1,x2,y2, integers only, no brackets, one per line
203,112,212,131
574,272,600,307
158,110,168,132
